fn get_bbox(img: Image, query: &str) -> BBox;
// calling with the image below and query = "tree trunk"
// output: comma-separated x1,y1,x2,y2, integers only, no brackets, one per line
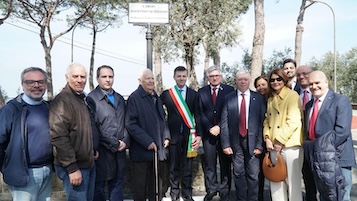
294,0,308,68
39,25,54,100
250,0,265,90
185,46,199,90
212,51,220,66
203,50,210,86
89,25,97,91
153,33,163,95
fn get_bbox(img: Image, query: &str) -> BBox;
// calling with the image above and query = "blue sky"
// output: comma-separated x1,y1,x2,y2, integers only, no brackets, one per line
1,0,356,99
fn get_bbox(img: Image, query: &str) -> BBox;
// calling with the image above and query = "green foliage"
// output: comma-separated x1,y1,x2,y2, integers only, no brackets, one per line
0,86,8,106
308,48,357,102
263,47,292,75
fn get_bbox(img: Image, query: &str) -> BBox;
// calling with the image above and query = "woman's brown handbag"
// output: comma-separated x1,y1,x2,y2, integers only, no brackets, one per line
262,151,287,182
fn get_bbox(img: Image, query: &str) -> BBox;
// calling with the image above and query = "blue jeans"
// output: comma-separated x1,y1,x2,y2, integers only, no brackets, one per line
94,178,124,201
342,167,352,201
55,165,96,201
8,165,52,201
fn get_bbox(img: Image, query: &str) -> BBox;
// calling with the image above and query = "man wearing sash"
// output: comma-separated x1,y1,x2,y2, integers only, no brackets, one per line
160,66,201,201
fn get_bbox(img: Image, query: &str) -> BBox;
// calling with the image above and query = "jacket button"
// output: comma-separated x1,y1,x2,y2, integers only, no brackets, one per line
269,127,271,129
277,126,280,128
277,112,280,114
269,113,271,115
213,110,217,114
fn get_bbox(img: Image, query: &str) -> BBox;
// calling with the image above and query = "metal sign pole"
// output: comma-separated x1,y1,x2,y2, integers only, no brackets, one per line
146,23,153,70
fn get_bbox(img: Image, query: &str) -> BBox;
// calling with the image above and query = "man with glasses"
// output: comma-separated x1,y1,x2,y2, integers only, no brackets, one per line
198,66,234,201
0,67,53,201
295,65,318,201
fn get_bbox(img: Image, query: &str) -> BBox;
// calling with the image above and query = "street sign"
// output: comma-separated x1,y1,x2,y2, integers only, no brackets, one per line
128,2,169,24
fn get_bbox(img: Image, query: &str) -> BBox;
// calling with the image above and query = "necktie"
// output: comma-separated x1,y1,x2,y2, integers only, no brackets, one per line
239,93,247,137
302,90,309,110
212,87,217,106
309,99,320,140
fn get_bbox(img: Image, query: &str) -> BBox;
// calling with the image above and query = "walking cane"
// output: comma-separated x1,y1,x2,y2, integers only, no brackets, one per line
154,150,159,201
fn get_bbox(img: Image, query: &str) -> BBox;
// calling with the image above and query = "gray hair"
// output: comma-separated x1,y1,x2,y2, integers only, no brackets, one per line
206,65,221,77
21,67,47,82
235,70,250,78
66,63,87,76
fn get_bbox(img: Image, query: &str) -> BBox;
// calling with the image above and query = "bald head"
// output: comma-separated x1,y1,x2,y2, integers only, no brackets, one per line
138,69,155,94
308,71,329,99
296,65,312,88
66,63,87,93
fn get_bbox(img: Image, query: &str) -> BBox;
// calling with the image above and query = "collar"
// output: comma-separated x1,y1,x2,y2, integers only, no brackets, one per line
21,93,43,105
274,86,291,99
176,85,187,92
314,89,329,103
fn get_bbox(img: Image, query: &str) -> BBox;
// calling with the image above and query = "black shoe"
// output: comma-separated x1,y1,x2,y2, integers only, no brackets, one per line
183,197,195,201
204,191,217,201
220,193,230,201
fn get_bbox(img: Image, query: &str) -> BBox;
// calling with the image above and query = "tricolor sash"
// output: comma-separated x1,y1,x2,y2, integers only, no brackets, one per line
169,86,197,158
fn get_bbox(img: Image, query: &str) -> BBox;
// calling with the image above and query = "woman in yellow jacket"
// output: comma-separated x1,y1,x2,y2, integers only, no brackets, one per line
263,69,304,201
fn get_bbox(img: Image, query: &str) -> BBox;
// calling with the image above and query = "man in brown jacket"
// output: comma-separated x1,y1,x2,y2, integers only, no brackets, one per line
49,63,97,201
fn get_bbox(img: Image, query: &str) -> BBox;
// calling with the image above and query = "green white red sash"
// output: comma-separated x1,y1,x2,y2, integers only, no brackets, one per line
168,86,197,158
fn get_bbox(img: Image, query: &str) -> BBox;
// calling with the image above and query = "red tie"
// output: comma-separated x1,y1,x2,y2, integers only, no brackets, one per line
309,99,320,140
212,87,217,106
239,93,247,137
302,90,309,110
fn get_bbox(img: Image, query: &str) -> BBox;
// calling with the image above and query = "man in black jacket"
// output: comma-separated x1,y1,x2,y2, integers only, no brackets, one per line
126,69,170,201
87,65,129,201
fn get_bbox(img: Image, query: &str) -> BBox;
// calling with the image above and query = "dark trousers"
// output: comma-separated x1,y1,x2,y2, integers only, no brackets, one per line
232,136,261,201
203,136,232,196
169,134,193,199
94,177,124,201
302,156,318,201
132,161,162,201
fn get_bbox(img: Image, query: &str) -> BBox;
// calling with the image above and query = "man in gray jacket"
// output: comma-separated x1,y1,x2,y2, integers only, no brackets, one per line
87,65,129,201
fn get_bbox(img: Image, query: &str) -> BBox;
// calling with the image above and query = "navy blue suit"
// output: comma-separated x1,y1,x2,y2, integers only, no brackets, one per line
220,90,266,201
304,89,356,200
304,89,355,167
198,84,234,198
161,86,200,199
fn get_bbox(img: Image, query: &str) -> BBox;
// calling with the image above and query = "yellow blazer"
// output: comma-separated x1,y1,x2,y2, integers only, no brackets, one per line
263,86,303,147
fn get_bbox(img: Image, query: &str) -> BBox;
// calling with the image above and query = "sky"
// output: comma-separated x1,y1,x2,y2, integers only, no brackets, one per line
1,0,357,99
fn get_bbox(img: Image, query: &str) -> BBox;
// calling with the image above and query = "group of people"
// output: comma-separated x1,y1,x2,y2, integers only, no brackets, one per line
0,59,355,201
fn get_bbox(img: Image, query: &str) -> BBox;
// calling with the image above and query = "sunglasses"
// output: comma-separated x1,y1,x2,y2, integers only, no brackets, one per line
270,77,283,82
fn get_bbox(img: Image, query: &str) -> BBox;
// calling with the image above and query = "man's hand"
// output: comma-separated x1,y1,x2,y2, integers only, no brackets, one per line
69,170,82,186
223,147,233,155
192,136,202,150
253,148,262,155
209,125,220,136
163,139,170,148
94,150,99,160
147,142,157,152
118,140,127,152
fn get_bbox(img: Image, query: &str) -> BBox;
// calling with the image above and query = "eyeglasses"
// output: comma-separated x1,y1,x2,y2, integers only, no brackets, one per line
208,74,221,78
23,80,46,87
269,77,283,82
